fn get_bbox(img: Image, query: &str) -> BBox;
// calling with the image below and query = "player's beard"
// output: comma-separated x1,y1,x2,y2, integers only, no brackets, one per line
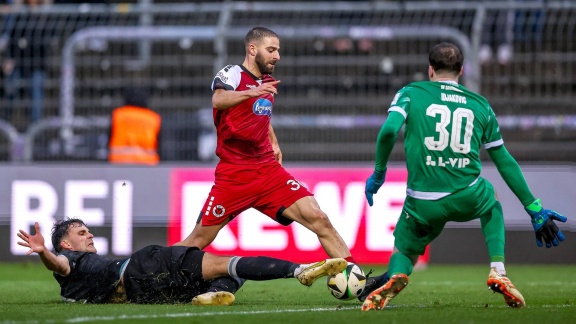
256,52,275,75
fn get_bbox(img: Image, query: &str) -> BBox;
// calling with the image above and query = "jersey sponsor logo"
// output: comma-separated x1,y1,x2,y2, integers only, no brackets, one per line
425,156,470,168
246,84,256,89
253,98,273,117
440,84,463,93
212,205,226,217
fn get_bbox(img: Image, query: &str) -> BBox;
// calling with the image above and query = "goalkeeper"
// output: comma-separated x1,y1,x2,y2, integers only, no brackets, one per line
360,42,568,311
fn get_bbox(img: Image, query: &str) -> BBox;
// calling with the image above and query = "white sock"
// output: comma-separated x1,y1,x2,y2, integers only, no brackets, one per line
491,262,506,276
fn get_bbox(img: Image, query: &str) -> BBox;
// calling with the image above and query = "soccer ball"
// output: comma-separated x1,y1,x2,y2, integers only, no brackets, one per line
326,263,366,300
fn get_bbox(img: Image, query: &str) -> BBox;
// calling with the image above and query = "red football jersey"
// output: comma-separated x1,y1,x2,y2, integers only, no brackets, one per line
211,64,277,164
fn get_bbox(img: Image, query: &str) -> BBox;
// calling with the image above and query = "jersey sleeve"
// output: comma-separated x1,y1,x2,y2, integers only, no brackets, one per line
388,85,411,119
60,250,83,263
482,106,504,150
374,112,405,172
59,250,88,271
372,88,410,171
487,145,536,206
211,65,241,91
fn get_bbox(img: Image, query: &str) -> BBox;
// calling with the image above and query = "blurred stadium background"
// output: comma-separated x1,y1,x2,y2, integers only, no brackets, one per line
0,0,574,162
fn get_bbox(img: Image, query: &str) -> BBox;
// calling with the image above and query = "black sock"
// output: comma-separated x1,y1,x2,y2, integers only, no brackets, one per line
206,276,239,293
232,256,298,280
383,272,390,282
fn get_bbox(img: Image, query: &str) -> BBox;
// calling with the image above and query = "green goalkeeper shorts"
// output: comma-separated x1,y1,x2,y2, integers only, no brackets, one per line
394,177,497,256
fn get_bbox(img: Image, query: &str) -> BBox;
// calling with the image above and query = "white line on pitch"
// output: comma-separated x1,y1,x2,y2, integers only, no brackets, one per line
416,281,576,286
63,306,360,323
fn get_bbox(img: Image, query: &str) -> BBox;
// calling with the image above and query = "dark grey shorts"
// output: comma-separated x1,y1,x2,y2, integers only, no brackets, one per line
123,245,209,304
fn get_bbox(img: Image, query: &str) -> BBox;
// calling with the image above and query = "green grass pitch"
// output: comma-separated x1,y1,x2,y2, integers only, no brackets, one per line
1,262,574,323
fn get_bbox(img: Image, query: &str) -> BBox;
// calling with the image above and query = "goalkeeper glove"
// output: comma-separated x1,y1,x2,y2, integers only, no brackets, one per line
524,199,568,248
365,168,386,207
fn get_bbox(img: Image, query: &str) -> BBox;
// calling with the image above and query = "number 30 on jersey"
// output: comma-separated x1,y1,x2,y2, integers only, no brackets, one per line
424,104,474,154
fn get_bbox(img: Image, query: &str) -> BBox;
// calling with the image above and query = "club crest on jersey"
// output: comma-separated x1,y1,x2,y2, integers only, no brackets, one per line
212,205,226,217
253,98,273,117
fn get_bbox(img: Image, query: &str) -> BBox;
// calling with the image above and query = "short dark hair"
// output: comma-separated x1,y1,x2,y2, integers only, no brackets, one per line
429,42,463,76
244,27,279,47
51,218,87,253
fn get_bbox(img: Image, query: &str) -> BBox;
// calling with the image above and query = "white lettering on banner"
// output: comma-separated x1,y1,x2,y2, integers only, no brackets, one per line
210,227,237,249
291,219,318,251
66,181,108,254
113,181,133,255
366,183,406,250
317,181,364,248
181,182,238,250
239,208,288,250
179,180,400,252
10,180,134,256
10,181,58,255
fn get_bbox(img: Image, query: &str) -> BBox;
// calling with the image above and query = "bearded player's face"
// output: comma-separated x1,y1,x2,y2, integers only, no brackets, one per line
255,36,280,75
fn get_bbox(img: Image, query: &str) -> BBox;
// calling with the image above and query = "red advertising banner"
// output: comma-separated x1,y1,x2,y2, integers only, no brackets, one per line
168,167,429,265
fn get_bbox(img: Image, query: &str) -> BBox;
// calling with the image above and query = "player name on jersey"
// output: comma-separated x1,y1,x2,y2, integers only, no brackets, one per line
441,93,467,104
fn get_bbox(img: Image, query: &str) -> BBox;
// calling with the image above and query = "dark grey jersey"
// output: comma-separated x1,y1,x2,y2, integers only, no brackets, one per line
54,250,127,303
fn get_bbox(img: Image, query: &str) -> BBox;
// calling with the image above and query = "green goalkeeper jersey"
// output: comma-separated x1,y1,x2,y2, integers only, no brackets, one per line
390,80,503,199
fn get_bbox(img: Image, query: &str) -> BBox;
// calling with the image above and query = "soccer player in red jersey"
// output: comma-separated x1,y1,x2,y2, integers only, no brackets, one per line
175,27,355,264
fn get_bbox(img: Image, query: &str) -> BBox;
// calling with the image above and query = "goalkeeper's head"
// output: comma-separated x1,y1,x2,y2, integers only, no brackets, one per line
428,42,464,81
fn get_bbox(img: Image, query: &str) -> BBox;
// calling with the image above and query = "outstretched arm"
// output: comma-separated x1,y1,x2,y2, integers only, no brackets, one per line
17,222,70,276
212,80,281,110
365,112,405,206
488,146,568,247
487,145,535,206
374,112,404,172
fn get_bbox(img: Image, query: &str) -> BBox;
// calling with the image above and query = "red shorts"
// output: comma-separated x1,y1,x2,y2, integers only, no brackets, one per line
200,162,313,226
